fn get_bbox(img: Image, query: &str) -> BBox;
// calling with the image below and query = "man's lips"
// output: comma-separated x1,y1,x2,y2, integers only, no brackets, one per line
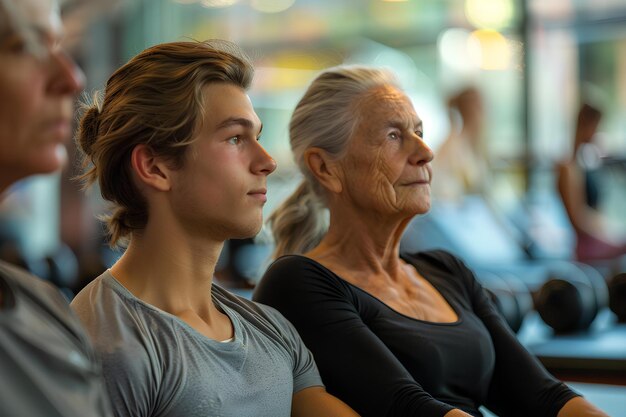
248,188,267,202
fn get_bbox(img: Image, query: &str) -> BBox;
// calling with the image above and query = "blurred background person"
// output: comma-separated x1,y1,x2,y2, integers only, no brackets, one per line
557,103,626,263
431,86,490,202
0,0,111,415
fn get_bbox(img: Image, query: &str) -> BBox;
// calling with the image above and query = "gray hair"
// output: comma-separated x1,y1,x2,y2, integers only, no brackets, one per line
0,0,55,57
269,65,400,259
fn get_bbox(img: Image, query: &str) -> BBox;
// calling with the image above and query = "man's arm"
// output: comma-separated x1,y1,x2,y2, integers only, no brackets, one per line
292,387,359,417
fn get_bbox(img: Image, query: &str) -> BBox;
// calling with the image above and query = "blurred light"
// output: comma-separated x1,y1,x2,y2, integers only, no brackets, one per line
254,67,319,90
468,29,511,70
201,0,238,8
381,0,409,2
438,28,479,72
465,0,514,30
173,0,199,4
250,0,296,13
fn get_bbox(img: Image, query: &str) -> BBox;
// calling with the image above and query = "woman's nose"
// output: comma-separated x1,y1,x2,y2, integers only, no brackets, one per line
48,48,85,96
409,136,434,166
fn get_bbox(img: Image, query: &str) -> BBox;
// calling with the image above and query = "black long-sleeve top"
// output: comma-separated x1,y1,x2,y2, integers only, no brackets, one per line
254,250,579,417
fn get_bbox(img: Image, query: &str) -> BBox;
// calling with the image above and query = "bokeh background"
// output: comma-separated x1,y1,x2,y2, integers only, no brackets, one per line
1,0,625,289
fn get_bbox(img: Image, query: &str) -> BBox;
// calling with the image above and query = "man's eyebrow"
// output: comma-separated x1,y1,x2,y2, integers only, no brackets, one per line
216,117,263,134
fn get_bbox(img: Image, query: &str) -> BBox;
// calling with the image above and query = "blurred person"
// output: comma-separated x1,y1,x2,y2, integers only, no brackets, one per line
557,103,626,262
71,40,358,417
431,87,490,201
254,66,608,417
0,0,112,415
215,238,258,290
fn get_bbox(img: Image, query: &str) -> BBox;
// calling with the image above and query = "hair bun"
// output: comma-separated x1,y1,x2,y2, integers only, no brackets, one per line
77,105,101,157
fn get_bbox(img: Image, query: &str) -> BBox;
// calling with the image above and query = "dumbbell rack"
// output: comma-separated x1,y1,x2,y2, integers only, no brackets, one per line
475,263,626,385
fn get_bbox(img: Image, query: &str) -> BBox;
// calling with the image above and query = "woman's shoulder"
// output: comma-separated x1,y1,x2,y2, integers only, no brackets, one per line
267,254,333,274
261,254,345,288
403,249,467,272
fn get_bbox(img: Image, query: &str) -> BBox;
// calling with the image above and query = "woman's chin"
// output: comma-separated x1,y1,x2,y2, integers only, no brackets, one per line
29,144,68,176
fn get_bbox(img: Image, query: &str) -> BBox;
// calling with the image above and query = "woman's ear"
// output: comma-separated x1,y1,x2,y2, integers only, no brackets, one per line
130,144,172,192
304,148,343,194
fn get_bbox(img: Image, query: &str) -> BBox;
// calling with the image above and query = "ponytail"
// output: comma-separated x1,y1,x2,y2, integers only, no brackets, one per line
270,65,399,258
268,180,328,259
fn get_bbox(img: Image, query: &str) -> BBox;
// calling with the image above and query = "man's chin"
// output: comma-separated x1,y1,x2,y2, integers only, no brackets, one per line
231,221,263,241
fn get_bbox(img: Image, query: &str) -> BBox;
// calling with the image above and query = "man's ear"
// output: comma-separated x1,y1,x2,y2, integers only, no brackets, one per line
304,147,343,194
130,144,172,192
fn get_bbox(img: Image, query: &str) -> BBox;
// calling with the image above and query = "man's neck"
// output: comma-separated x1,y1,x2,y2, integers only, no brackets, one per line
110,224,224,318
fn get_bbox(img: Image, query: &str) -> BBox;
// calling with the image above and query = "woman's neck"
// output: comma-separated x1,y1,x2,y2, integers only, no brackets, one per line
307,207,410,281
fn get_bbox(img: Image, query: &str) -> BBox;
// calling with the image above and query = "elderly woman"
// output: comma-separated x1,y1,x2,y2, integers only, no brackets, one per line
254,66,607,417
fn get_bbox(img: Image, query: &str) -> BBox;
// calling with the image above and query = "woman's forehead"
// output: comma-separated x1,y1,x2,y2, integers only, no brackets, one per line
1,0,61,41
359,86,419,124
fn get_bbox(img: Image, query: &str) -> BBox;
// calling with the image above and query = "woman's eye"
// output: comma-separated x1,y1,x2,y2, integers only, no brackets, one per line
1,37,26,54
416,130,424,138
388,132,400,140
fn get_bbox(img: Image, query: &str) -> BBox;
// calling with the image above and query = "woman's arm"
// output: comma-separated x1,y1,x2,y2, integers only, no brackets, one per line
444,410,474,417
557,397,609,417
442,253,588,416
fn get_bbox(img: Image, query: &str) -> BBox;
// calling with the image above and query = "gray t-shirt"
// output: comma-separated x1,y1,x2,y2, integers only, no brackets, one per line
0,260,111,417
71,271,323,417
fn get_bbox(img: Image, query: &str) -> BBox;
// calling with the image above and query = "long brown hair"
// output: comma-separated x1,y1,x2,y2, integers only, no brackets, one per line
76,40,253,247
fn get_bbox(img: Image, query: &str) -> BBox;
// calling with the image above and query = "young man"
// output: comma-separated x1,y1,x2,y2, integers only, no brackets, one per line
0,0,111,415
70,40,358,417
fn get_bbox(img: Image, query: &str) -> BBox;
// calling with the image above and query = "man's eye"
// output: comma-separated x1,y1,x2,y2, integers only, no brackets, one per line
227,136,240,145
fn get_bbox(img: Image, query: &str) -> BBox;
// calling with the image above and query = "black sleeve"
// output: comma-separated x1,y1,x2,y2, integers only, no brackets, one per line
440,253,580,417
253,256,456,417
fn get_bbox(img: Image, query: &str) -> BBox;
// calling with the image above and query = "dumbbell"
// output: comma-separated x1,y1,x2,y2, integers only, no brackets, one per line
476,270,533,333
535,262,608,334
608,273,626,322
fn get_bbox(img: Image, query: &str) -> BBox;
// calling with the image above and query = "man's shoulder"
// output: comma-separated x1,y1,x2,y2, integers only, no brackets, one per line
71,272,167,349
213,284,295,338
214,284,281,320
